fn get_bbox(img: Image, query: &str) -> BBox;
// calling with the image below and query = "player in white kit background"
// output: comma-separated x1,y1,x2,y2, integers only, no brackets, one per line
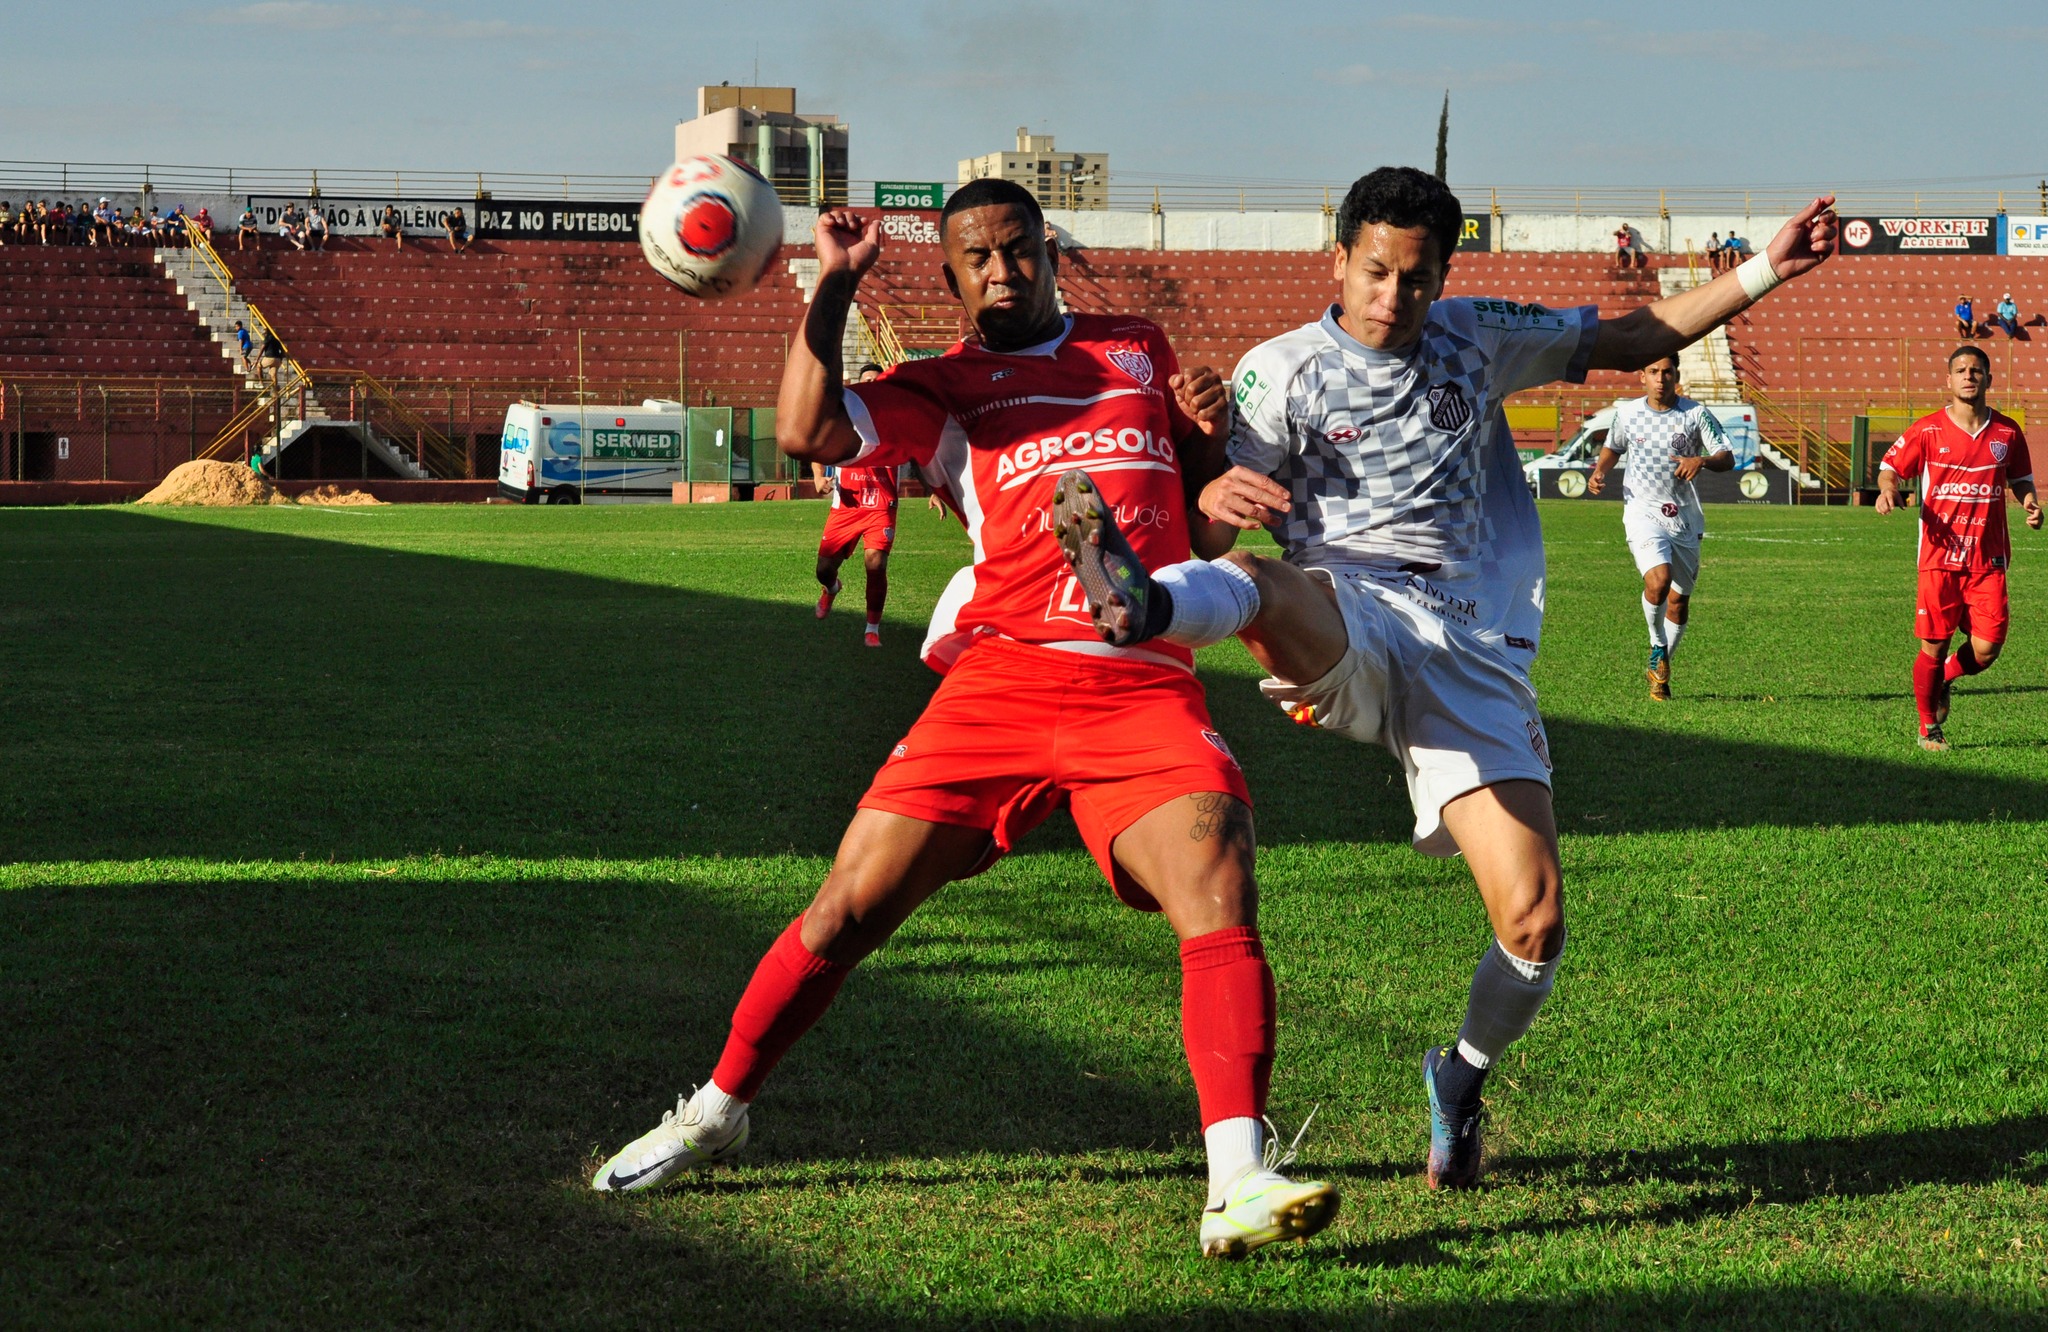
1055,166,1838,1190
1587,356,1734,699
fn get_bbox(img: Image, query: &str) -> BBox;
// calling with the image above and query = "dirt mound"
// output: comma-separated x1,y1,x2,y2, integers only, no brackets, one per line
137,460,289,507
297,484,385,506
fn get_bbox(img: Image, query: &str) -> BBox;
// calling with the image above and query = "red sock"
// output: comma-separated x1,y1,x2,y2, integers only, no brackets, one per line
1180,926,1275,1128
865,569,888,623
709,915,852,1101
1945,644,1982,681
1912,652,1941,732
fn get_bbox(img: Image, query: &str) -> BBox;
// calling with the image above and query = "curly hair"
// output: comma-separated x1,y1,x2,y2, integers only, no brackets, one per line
1335,167,1465,263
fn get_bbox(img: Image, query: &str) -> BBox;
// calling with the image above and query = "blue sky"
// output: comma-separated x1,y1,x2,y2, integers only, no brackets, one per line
2,1,2041,198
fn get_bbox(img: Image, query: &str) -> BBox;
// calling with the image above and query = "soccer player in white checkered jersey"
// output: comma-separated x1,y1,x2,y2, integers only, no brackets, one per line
1052,167,1837,1189
1586,356,1734,699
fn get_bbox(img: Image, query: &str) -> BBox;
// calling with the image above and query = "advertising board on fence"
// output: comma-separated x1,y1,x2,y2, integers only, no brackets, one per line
1839,215,1997,254
1458,213,1491,252
873,182,944,209
248,196,469,235
473,199,641,240
2005,216,2048,256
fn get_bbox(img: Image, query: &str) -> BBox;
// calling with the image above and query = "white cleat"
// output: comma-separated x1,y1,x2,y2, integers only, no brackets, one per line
592,1088,750,1193
1199,1168,1340,1259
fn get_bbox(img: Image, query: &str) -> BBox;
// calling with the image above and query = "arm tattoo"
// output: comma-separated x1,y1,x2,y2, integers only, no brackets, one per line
1188,792,1255,852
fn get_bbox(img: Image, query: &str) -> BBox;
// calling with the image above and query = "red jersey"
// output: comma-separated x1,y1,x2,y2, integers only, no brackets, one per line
843,313,1199,672
1881,409,2034,571
829,463,899,512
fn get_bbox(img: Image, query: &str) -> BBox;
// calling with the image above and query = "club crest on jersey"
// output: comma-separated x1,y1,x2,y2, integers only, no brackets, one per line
1427,382,1472,432
1200,729,1239,764
1107,347,1154,386
1991,440,2009,463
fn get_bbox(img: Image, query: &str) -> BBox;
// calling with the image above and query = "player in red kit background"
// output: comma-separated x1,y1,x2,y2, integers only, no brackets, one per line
1877,344,2041,750
592,179,1339,1259
811,363,901,647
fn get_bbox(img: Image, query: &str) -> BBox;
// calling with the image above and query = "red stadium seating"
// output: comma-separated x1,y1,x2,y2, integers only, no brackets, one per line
0,248,237,379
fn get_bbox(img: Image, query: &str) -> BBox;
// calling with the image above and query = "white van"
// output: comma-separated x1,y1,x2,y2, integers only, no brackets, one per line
1523,401,1784,503
497,400,688,504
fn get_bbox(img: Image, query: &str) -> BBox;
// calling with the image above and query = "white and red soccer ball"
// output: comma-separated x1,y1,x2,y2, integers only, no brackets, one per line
639,155,784,300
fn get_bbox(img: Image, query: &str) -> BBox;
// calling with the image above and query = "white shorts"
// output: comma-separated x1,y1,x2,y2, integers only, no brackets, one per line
1257,569,1552,857
1624,509,1702,594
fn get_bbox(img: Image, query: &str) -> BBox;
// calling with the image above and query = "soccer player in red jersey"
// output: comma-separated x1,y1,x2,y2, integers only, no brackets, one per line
594,179,1339,1258
810,363,901,646
1876,344,2041,750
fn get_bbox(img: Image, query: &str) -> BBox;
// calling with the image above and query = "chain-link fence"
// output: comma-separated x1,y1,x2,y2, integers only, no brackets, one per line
0,381,245,481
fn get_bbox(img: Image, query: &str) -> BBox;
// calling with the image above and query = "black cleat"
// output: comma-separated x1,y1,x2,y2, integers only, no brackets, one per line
1053,469,1161,646
1918,724,1949,752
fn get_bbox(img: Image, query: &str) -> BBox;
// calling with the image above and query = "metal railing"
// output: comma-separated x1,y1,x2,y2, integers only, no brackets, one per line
8,158,2044,217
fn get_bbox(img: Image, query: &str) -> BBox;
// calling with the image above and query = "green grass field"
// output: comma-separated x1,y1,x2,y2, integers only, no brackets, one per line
2,497,2044,1329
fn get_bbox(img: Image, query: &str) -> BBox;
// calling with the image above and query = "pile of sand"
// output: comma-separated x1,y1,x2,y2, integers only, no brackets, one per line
297,484,385,506
137,460,289,506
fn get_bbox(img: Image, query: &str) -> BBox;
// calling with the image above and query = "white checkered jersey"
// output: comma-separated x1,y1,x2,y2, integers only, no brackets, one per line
1606,396,1730,528
1227,298,1598,660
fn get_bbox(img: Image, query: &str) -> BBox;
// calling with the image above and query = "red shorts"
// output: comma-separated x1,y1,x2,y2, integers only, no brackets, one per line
859,636,1251,911
1916,567,2009,643
819,506,894,560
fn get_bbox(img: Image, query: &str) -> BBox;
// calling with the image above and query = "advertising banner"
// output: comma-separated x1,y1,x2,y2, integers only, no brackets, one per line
1839,215,1997,255
248,196,467,236
873,209,943,249
1458,213,1492,252
874,182,945,209
473,199,641,240
2005,216,2048,256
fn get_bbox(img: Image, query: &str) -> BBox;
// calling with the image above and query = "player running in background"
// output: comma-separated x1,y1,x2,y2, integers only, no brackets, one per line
1587,355,1734,699
595,179,1339,1259
1054,166,1837,1190
811,362,900,646
1876,345,2040,751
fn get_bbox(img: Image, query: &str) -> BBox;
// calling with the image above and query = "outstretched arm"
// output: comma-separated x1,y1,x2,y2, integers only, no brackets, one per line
1171,367,1245,559
1589,195,1838,371
777,210,883,465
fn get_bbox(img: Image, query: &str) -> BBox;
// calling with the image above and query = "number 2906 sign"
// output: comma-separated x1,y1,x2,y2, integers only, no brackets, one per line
873,181,944,209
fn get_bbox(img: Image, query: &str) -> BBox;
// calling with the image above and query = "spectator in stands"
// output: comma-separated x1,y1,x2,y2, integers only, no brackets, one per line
237,206,258,251
47,202,69,244
1996,292,2020,338
193,205,213,239
305,206,329,251
235,320,255,377
91,199,112,246
30,200,50,244
444,206,470,252
166,204,190,247
69,203,91,245
126,206,147,245
0,201,12,245
1955,294,1976,339
1704,232,1723,271
278,202,303,250
257,326,285,389
379,204,404,249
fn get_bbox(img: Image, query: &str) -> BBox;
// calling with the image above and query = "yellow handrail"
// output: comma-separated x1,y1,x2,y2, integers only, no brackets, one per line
178,218,309,386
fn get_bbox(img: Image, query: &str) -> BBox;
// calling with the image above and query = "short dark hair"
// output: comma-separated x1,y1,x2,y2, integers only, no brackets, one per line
856,362,883,377
1949,344,1991,371
1336,167,1465,262
941,178,1043,239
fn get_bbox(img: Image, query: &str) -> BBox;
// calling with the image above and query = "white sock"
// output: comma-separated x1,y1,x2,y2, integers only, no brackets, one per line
1154,558,1260,648
695,1080,748,1127
1203,1116,1266,1207
1454,933,1565,1069
865,620,881,634
1642,597,1666,649
1663,616,1686,660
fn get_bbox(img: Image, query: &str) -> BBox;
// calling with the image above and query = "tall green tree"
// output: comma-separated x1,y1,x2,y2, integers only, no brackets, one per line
1434,91,1450,180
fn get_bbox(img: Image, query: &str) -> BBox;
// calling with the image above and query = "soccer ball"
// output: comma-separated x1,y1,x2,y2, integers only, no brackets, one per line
639,155,784,300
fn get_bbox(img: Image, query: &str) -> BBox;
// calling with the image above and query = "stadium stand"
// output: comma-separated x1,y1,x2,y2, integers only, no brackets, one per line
0,248,236,378
218,239,810,402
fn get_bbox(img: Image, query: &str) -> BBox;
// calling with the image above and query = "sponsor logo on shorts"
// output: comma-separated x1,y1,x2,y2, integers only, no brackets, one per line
1323,423,1361,444
1661,501,1679,518
890,743,909,759
1526,721,1552,772
1506,635,1535,651
1107,347,1154,386
1287,703,1320,729
1427,382,1472,432
1200,729,1240,765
